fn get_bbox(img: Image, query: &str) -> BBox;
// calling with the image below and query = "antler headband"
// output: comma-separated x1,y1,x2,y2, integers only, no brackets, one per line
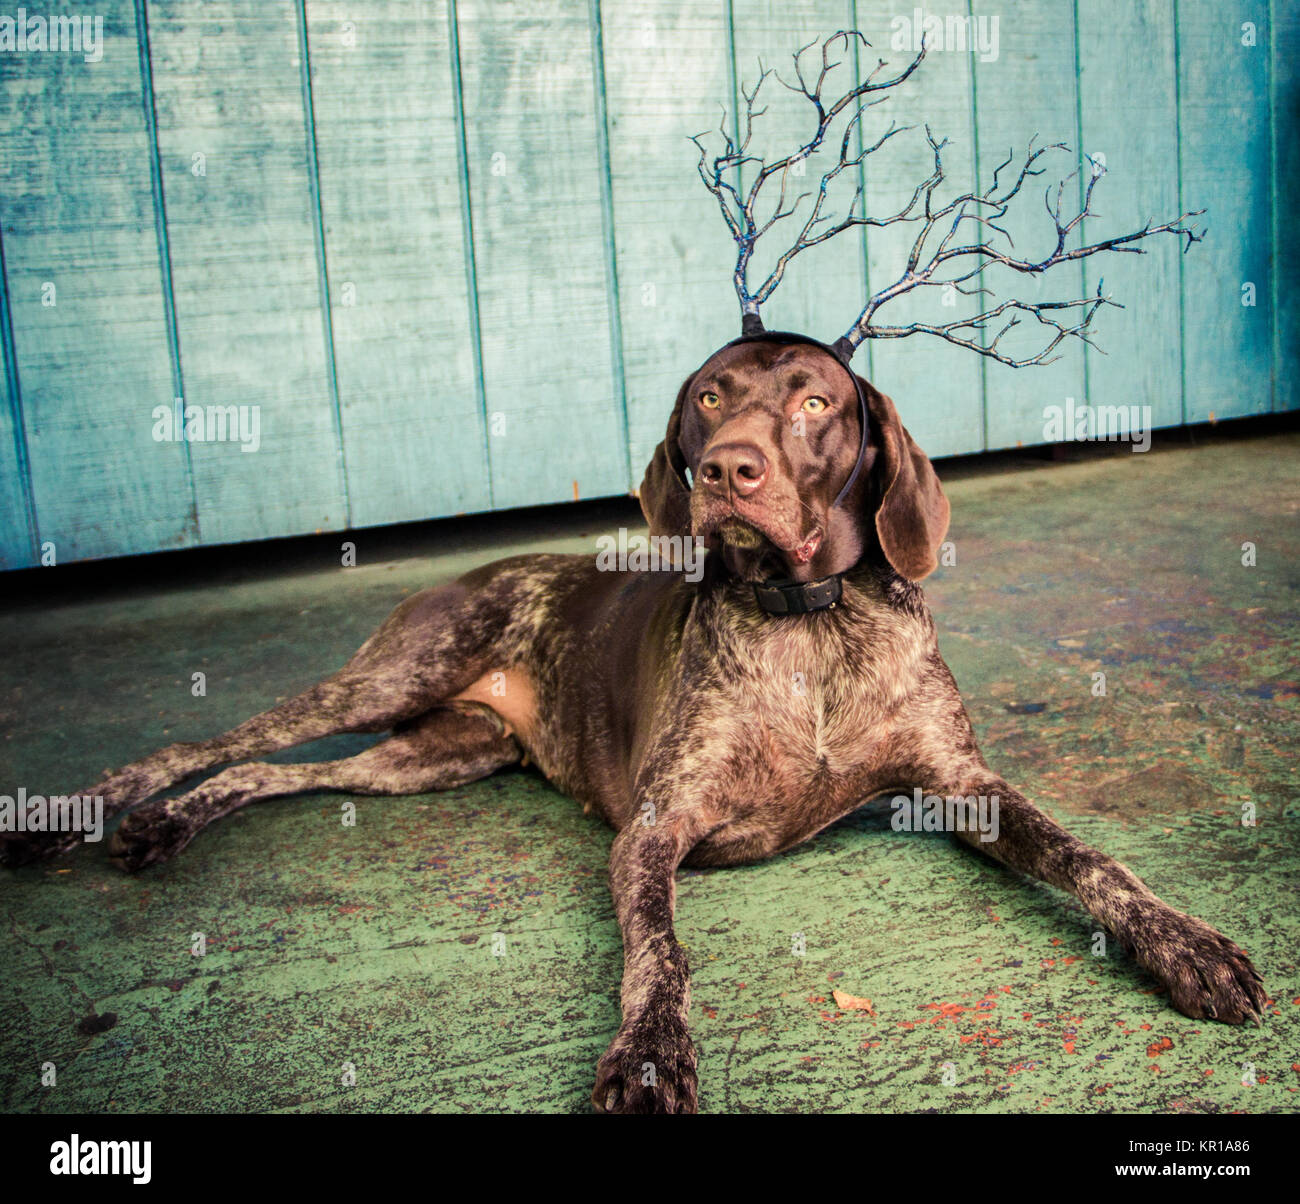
692,31,1204,366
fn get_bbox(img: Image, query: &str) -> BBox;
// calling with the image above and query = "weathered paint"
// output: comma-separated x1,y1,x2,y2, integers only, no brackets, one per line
148,0,348,544
1075,0,1184,436
455,0,625,510
1177,0,1273,424
305,0,491,526
853,2,985,458
1273,0,1298,416
974,0,1086,451
0,224,36,569
0,1,192,565
601,1,735,479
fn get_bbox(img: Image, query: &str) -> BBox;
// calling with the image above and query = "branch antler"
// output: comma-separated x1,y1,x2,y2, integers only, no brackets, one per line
691,31,1205,365
689,30,925,324
840,133,1205,365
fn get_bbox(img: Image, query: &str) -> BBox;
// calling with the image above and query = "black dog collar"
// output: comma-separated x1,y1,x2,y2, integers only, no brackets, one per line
752,573,843,615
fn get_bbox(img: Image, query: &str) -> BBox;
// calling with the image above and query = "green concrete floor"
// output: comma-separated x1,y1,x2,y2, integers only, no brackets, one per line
1,424,1297,1114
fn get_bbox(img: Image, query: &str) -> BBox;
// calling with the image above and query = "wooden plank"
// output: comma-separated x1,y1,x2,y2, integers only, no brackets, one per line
0,231,37,570
0,0,193,563
728,3,869,345
0,390,32,569
305,0,489,526
1274,0,1299,413
599,1,735,478
852,7,984,457
146,0,346,545
456,0,624,509
973,0,1086,451
1177,0,1272,423
1075,0,1184,437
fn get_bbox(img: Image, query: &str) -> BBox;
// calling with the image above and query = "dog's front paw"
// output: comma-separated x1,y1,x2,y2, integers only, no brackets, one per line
592,1016,698,1114
1132,907,1266,1024
0,828,83,868
107,803,195,873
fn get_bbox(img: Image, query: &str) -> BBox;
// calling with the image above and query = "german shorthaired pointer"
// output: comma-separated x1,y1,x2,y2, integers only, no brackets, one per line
3,334,1265,1113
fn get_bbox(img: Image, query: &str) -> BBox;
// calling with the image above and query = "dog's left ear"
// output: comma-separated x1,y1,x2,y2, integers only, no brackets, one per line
860,376,950,580
638,378,693,538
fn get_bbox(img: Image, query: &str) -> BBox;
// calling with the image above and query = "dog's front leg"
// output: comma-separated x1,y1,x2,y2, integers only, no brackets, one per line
945,776,1266,1023
592,813,704,1115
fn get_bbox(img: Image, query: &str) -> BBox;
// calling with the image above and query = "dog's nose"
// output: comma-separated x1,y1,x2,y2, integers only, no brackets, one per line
699,443,768,497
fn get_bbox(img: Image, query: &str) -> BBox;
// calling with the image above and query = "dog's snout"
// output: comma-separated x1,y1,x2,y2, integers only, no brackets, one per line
699,442,768,497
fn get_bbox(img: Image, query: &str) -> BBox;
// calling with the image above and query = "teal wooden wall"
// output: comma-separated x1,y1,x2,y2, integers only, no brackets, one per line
0,0,1294,569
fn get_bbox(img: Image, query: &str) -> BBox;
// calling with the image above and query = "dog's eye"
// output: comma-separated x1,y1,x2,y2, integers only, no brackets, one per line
801,396,829,414
700,392,720,409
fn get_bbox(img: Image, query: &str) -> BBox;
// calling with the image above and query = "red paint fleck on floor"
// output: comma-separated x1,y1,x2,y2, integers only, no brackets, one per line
915,993,1005,1047
1147,1036,1174,1058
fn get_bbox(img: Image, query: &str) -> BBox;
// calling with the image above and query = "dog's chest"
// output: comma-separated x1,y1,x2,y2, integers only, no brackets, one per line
714,616,917,785
736,669,869,784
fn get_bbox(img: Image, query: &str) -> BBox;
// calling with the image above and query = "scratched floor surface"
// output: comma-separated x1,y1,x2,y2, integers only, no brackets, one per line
1,423,1296,1113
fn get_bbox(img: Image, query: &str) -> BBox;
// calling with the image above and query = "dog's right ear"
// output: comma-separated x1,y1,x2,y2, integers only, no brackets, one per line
638,377,693,538
860,377,950,581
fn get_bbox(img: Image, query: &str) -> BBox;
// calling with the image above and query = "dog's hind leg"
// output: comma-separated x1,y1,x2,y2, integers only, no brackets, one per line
943,775,1266,1025
106,702,522,872
2,582,503,867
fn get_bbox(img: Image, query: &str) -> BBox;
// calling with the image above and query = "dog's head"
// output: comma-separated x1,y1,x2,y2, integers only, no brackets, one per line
639,340,949,584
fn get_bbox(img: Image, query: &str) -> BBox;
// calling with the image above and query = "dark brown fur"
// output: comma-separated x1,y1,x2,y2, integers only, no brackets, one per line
2,342,1265,1113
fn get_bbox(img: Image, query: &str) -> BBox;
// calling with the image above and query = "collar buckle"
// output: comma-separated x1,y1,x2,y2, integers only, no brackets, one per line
752,574,843,616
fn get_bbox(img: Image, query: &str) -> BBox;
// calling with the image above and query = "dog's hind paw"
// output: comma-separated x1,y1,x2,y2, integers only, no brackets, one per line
1133,907,1267,1025
107,803,195,873
591,1016,698,1115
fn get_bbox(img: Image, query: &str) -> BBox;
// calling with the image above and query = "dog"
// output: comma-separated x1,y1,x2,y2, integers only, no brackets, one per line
2,336,1266,1113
